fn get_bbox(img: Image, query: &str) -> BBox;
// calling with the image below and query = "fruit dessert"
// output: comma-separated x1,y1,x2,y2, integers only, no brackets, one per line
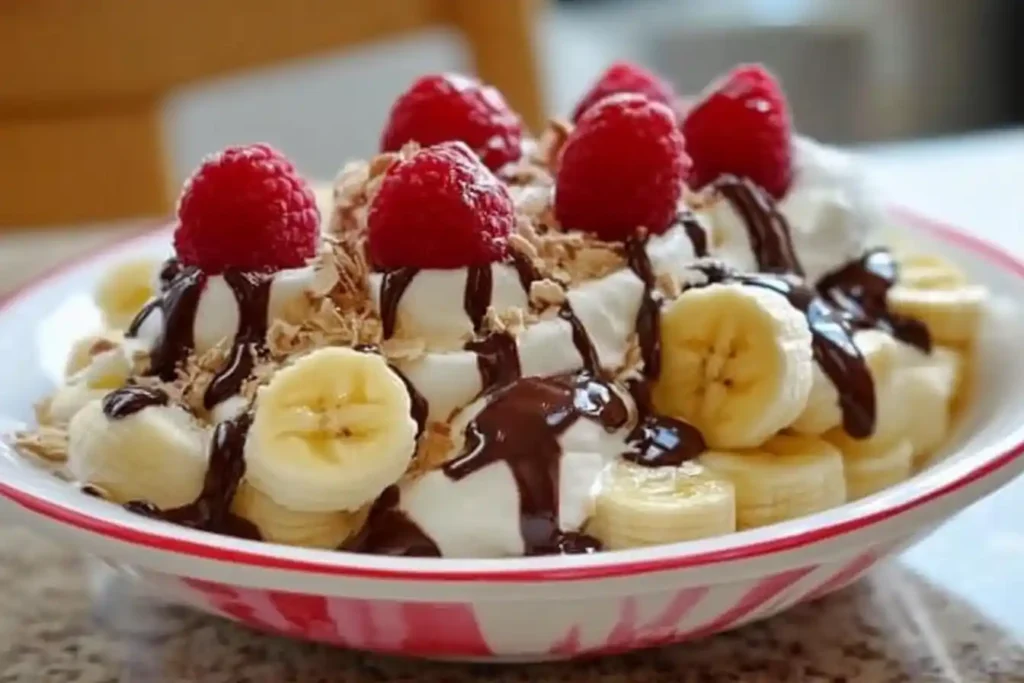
14,63,987,557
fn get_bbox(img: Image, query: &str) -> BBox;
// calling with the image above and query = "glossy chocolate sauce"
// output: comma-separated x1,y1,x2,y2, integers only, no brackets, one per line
817,249,931,353
157,256,185,291
465,331,522,393
101,386,169,420
713,175,805,276
378,267,419,339
558,304,602,375
354,372,628,556
127,266,206,381
624,415,706,467
125,412,260,539
202,271,273,409
625,235,662,379
463,265,493,333
509,249,542,292
679,211,709,258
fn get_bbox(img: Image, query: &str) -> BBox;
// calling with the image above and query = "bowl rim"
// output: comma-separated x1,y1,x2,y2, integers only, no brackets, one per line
1,210,1023,583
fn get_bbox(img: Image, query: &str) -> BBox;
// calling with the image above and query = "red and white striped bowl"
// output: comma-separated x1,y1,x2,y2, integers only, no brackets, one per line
1,212,1022,661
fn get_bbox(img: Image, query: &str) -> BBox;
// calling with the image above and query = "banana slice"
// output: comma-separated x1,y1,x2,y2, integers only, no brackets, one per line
245,347,417,513
897,345,963,463
47,348,133,425
65,330,124,378
231,481,368,549
887,252,986,347
652,283,814,449
825,431,913,500
789,329,898,435
700,434,846,529
587,459,735,550
68,399,210,508
94,256,163,330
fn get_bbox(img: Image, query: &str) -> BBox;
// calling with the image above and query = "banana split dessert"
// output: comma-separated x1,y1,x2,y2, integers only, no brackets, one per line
15,63,988,557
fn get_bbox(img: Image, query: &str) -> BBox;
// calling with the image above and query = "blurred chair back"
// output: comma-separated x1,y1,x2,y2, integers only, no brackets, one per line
0,0,544,228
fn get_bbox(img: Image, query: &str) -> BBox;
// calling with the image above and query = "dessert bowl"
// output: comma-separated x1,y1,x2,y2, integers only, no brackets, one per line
0,210,1021,661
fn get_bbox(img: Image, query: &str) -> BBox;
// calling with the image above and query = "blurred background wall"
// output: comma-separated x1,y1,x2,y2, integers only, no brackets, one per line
166,0,1017,184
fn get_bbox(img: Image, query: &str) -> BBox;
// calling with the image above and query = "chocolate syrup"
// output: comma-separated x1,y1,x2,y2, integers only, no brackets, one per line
101,386,169,420
559,304,602,375
714,176,805,276
465,331,522,393
203,271,273,409
378,267,419,339
817,249,931,353
125,412,259,539
157,256,184,291
624,415,706,467
679,212,709,258
625,236,662,379
127,267,206,381
463,265,493,333
509,249,542,293
353,373,629,556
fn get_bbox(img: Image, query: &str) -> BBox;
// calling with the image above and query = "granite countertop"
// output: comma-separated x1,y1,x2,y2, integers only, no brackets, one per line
2,133,1024,681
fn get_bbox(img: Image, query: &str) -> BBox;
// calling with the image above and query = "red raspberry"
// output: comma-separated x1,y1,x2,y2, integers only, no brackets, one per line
368,142,514,270
682,64,793,199
380,73,523,172
571,61,676,123
555,94,689,241
174,144,319,274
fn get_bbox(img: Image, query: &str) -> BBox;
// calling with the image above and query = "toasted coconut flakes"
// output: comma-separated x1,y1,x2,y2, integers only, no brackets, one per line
14,426,69,463
368,151,399,179
537,118,572,168
656,271,682,300
529,279,566,309
482,306,528,337
382,337,425,362
508,232,539,263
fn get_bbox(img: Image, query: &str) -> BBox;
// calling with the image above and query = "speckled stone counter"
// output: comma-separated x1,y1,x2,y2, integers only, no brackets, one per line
2,525,1023,682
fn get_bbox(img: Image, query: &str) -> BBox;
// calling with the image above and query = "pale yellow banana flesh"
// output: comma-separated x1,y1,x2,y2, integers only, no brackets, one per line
825,431,914,500
94,257,162,330
587,460,735,550
888,252,987,347
653,283,814,450
245,346,417,513
65,331,124,378
231,482,368,549
700,434,846,530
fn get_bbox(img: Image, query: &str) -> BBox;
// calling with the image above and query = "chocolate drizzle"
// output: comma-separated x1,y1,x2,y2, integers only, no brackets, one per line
203,271,273,409
157,256,184,291
101,386,169,420
679,212,709,258
354,373,627,556
463,265,493,333
817,249,931,353
127,266,206,380
559,304,602,375
125,412,259,539
625,235,662,379
465,331,522,393
714,175,805,276
624,415,706,467
378,267,419,339
509,249,541,292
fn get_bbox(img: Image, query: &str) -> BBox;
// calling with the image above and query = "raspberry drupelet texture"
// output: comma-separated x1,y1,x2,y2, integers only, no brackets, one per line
367,141,515,270
173,144,319,274
555,94,689,242
682,64,794,199
380,73,524,172
571,61,677,123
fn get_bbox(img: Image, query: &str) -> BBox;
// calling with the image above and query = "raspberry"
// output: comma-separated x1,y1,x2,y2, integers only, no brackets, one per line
380,73,523,171
368,142,514,270
682,64,793,199
174,144,319,274
555,94,689,241
571,61,676,123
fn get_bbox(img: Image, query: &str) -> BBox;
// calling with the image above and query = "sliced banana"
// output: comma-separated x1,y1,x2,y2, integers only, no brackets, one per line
94,256,162,330
789,329,898,435
897,345,962,463
652,283,814,449
587,459,735,550
825,431,913,500
700,434,846,529
231,481,368,549
47,348,133,425
888,252,987,347
68,399,210,508
245,347,417,513
65,330,124,378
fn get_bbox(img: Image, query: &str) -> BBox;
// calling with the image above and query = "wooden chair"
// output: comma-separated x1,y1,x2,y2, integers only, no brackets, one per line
0,0,545,228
